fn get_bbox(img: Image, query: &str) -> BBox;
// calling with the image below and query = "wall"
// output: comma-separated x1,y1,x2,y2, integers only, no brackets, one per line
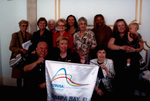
0,0,150,86
0,27,2,86
0,0,27,86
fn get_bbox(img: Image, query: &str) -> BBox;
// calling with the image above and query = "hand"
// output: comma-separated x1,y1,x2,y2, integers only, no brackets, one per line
20,48,28,54
126,46,136,53
120,45,128,51
100,64,107,70
80,58,86,64
100,64,110,77
36,57,45,64
78,51,84,56
31,50,36,54
38,82,46,89
96,88,104,96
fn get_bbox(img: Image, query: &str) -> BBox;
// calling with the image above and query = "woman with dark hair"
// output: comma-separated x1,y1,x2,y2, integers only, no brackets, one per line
92,14,112,48
90,45,115,99
66,15,79,36
108,19,144,96
29,17,53,54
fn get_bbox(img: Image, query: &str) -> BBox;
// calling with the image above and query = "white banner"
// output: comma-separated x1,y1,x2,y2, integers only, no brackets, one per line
45,60,99,101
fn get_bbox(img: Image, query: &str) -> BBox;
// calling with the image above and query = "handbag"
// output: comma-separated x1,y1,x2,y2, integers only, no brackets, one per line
9,33,26,68
9,54,23,68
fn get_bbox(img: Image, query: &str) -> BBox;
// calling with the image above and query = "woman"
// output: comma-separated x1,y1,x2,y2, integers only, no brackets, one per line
90,46,115,99
73,17,97,64
53,18,73,50
66,15,79,36
52,36,80,63
92,14,112,48
29,17,53,54
108,19,144,96
48,19,57,35
9,20,32,88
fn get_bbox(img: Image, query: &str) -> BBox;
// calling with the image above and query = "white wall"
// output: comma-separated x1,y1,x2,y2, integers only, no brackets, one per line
0,0,27,86
0,0,150,86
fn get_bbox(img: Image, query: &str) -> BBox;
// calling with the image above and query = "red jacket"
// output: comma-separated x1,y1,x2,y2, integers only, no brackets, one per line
53,31,73,50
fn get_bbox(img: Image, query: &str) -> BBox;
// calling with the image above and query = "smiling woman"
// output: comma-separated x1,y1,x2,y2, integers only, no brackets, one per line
90,45,115,98
29,17,53,54
73,17,97,64
52,36,80,63
53,18,73,50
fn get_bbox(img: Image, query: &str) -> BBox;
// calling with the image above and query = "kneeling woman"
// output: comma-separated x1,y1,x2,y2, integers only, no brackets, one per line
90,46,115,99
52,36,80,63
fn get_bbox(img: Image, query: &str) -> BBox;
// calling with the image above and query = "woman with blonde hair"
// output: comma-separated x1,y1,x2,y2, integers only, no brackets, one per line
53,18,73,50
52,36,80,63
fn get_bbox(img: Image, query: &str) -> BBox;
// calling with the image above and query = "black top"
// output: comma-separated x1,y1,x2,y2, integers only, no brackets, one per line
52,48,80,63
23,54,48,88
111,32,140,75
110,32,128,74
29,29,53,52
97,62,104,78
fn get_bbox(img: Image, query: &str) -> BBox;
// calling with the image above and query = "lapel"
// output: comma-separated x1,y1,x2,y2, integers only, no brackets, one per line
17,31,24,45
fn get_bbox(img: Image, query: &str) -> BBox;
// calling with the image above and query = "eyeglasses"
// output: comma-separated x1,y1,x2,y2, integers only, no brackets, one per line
21,25,28,27
58,25,65,27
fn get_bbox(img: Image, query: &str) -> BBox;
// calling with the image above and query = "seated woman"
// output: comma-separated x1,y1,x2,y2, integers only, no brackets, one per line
52,36,80,63
90,46,115,99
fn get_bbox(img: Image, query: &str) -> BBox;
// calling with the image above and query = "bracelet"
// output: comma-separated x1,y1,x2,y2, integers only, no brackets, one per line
119,46,121,50
135,49,136,52
43,83,45,87
35,62,38,65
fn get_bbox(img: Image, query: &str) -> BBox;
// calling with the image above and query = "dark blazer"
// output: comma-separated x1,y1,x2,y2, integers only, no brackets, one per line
52,48,80,63
9,30,32,78
29,28,53,52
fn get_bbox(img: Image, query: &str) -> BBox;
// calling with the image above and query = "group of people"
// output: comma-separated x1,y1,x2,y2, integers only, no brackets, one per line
9,14,145,100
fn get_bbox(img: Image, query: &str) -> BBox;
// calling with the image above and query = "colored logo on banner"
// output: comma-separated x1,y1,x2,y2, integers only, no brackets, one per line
51,68,88,87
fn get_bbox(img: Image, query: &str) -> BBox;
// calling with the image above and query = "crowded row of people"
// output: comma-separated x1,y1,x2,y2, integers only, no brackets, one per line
9,14,145,100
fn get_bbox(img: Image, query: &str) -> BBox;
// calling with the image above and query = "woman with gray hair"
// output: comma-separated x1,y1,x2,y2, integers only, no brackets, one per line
9,20,32,88
73,17,97,64
48,19,57,35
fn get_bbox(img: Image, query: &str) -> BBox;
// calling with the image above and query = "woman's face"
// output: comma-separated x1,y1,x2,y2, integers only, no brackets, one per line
68,16,75,27
58,40,68,53
79,20,87,31
48,21,55,30
38,21,46,30
58,22,66,32
96,16,104,27
19,23,28,32
97,49,106,60
117,21,126,33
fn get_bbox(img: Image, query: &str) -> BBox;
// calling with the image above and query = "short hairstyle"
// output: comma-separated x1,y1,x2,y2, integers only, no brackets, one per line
129,22,139,30
37,17,47,26
56,18,67,27
95,45,107,54
48,19,55,25
19,20,29,26
78,17,87,25
56,36,69,46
